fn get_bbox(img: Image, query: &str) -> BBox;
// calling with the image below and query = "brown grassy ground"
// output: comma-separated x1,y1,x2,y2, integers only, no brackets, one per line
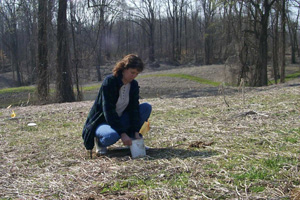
0,73,299,199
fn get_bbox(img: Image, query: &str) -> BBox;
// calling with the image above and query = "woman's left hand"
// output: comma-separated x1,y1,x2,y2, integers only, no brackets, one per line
135,132,142,139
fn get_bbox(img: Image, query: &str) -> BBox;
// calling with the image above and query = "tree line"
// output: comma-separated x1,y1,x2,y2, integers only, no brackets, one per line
0,0,299,102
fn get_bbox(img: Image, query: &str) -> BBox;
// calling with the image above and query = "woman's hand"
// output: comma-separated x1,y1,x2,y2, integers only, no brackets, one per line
121,133,132,146
135,132,142,139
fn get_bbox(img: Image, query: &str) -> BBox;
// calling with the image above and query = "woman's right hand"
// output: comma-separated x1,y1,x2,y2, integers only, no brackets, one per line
121,133,132,146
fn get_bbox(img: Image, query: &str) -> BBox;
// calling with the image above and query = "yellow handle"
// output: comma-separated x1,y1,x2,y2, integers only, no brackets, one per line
139,121,150,135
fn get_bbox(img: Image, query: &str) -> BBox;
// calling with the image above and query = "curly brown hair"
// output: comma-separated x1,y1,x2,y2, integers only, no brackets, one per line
112,54,144,77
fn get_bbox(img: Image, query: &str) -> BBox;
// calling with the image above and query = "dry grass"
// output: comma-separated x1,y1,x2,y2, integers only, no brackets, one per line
0,78,299,199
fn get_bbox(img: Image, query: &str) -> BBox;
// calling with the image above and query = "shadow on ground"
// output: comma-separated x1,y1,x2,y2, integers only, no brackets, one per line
101,147,218,160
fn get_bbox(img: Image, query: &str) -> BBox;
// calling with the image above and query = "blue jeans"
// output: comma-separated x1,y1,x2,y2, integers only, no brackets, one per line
95,103,152,147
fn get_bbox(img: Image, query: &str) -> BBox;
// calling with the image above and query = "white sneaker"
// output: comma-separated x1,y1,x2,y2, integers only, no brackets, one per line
95,137,107,156
97,147,107,156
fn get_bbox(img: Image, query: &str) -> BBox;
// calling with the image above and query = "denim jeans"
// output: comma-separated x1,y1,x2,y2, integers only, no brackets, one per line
95,102,152,147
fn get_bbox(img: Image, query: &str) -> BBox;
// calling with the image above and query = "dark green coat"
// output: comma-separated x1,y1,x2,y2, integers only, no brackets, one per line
82,74,140,150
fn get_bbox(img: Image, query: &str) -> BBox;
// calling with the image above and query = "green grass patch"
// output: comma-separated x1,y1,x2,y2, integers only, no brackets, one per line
269,72,300,84
0,83,100,108
0,83,100,99
82,84,101,92
275,128,300,137
62,122,73,128
263,155,298,170
284,137,298,143
233,167,269,181
99,175,158,194
290,128,300,134
0,85,35,94
250,185,265,192
100,181,128,193
232,155,298,184
286,72,300,80
0,83,100,96
166,172,190,188
139,73,221,86
99,171,191,195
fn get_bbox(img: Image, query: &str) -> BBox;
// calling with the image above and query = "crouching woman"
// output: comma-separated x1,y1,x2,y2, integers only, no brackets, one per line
82,54,152,156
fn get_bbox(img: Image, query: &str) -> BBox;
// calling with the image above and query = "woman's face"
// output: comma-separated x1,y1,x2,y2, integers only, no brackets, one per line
122,68,139,84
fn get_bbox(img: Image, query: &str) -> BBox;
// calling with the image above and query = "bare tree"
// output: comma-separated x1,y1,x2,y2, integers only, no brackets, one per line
249,0,276,86
37,0,48,102
70,0,82,100
293,0,300,58
0,0,22,86
56,0,75,102
272,1,280,84
20,0,38,84
190,1,202,63
280,0,286,83
287,11,299,64
201,0,218,65
128,0,158,65
165,0,185,63
46,0,56,83
95,0,107,66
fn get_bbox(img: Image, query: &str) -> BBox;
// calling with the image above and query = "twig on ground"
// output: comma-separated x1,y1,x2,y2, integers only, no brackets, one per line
218,82,230,107
238,78,245,107
235,186,242,198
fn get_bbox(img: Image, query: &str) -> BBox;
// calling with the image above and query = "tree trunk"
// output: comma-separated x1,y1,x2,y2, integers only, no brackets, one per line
47,0,55,83
7,8,22,86
56,0,75,102
272,6,279,84
280,0,286,83
287,17,297,64
202,0,215,65
250,0,276,86
159,11,163,57
170,0,176,62
148,2,155,63
11,25,22,86
184,6,188,57
258,12,269,86
96,1,105,66
37,0,49,102
149,23,155,63
25,1,38,85
70,0,82,100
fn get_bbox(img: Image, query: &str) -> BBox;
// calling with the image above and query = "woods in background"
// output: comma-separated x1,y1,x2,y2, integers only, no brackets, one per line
0,0,299,102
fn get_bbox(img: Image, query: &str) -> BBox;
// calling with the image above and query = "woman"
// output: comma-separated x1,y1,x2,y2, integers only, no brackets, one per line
82,54,152,156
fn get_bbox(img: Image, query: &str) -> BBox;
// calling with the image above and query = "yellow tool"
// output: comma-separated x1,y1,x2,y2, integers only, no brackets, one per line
139,120,150,135
11,110,16,118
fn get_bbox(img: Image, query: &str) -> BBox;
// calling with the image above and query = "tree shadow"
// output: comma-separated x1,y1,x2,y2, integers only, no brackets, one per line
103,147,218,160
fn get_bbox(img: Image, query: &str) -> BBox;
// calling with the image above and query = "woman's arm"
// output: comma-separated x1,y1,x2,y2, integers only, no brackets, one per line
128,80,140,133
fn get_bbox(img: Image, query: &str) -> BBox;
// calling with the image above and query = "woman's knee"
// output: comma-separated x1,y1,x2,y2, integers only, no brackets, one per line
99,132,120,146
140,102,152,114
95,124,120,146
